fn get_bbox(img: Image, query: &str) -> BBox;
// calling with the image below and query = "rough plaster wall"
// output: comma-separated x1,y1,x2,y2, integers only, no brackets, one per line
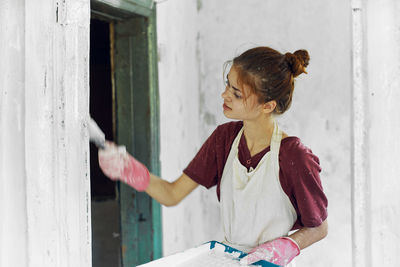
157,0,221,255
196,1,352,266
366,1,400,266
157,0,351,266
0,0,91,266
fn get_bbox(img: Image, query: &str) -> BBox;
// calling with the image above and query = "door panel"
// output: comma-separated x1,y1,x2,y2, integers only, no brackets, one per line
114,11,161,266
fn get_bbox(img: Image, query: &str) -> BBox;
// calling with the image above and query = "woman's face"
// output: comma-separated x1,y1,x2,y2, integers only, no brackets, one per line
221,66,264,121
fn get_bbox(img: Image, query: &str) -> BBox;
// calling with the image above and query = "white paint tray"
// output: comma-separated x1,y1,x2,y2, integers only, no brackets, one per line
138,240,280,267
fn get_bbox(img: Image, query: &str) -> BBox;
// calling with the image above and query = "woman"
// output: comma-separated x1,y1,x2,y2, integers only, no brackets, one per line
98,46,328,266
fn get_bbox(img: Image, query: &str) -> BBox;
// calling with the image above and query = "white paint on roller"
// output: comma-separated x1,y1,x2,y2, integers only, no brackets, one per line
89,117,106,148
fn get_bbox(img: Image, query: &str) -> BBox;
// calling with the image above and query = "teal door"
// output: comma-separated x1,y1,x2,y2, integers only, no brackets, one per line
91,1,162,266
114,12,162,266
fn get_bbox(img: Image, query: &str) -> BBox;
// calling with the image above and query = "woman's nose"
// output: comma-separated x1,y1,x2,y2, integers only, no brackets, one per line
221,86,229,99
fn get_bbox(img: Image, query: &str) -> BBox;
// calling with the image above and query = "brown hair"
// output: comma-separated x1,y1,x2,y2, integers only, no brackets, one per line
231,46,310,114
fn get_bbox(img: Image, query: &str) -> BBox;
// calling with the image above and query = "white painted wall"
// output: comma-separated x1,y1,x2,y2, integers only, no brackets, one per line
157,0,352,266
365,1,400,266
0,1,91,266
157,0,216,253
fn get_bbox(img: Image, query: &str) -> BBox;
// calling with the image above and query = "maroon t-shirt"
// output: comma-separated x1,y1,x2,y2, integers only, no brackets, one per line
183,121,328,230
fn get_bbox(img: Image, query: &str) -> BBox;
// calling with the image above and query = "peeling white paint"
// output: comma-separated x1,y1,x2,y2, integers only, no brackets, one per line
1,0,91,266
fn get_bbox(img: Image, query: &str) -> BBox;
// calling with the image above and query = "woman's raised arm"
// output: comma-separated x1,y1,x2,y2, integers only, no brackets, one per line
146,173,199,207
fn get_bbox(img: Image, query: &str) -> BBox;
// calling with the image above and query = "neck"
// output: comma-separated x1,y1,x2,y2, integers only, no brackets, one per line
242,115,275,149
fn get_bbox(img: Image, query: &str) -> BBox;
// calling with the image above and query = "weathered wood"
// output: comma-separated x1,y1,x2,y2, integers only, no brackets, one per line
148,9,162,261
0,0,92,266
0,1,28,266
114,8,161,266
92,0,154,18
351,1,370,267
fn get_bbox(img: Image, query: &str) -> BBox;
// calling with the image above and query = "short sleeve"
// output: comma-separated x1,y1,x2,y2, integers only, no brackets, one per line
280,140,328,229
183,128,219,189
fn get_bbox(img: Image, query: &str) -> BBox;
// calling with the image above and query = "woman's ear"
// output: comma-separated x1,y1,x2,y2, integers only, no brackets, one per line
262,100,276,114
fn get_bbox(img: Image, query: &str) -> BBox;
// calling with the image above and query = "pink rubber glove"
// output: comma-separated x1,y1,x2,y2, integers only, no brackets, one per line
240,237,300,266
98,142,150,191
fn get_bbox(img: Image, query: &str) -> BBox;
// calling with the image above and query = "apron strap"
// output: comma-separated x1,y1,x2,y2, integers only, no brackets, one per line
234,121,282,154
270,121,282,154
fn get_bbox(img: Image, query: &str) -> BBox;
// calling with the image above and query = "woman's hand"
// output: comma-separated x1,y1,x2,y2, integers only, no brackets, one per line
98,141,199,205
98,141,150,191
98,142,126,180
240,237,300,266
240,220,328,266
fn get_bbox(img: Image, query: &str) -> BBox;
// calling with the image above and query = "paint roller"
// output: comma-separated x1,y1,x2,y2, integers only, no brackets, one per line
88,116,106,149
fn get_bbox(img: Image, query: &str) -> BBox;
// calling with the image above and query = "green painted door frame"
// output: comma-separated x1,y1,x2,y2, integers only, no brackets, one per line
91,1,161,266
114,12,162,266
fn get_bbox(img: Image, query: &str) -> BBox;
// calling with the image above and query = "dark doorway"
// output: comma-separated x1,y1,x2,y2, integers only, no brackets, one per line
89,2,162,264
89,18,121,267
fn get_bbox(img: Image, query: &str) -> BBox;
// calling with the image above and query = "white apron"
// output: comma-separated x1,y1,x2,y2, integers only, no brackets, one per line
220,122,297,266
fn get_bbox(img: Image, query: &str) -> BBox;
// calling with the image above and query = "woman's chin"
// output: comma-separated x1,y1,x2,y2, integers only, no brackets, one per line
223,111,238,120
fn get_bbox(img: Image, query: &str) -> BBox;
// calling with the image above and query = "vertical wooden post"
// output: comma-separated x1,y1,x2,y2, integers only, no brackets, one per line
352,0,400,266
148,9,162,261
351,1,371,266
24,0,92,266
0,1,28,266
0,0,92,266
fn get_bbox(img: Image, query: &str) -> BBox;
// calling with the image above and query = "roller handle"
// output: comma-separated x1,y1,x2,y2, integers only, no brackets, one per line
88,116,106,149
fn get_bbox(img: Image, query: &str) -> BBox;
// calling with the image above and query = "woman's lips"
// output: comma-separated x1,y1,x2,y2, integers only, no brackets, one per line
223,103,232,110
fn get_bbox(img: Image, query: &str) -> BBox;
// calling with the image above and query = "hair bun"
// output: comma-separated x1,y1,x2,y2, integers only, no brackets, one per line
284,49,310,77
